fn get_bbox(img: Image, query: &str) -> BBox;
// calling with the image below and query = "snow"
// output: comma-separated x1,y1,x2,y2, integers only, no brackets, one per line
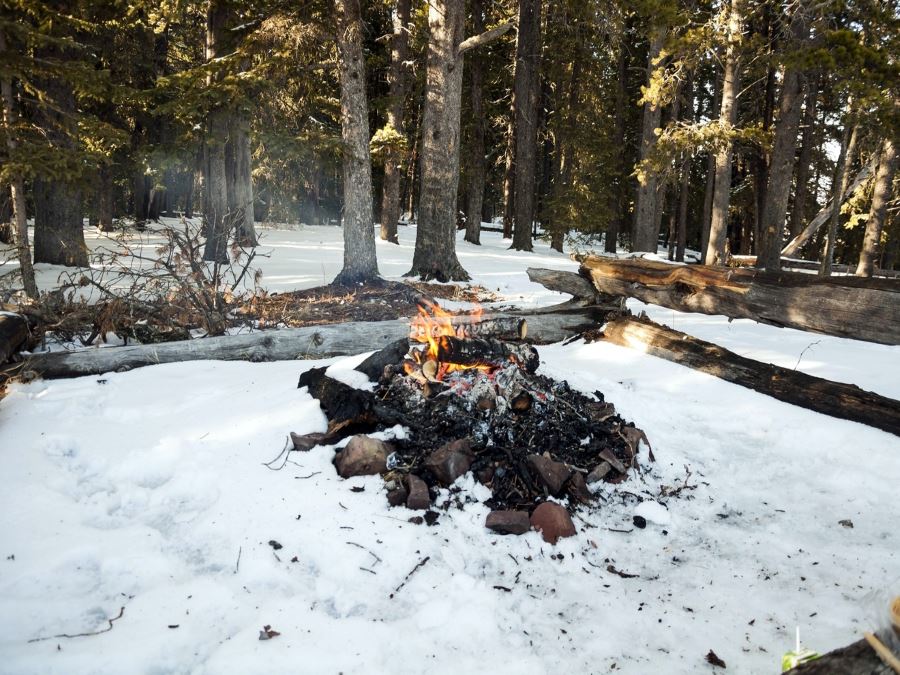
1,223,898,674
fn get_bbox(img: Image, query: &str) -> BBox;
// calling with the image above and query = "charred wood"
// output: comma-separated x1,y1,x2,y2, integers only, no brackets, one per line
436,337,539,373
0,313,28,363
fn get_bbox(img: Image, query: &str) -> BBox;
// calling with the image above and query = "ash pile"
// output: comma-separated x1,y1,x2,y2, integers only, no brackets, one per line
292,302,651,544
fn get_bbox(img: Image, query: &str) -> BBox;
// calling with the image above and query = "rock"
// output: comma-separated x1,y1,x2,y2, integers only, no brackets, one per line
530,502,577,544
526,454,572,495
587,462,612,484
598,448,627,474
633,515,647,529
485,510,531,535
568,472,592,502
425,438,474,485
290,431,334,451
406,474,430,510
386,484,408,507
334,435,391,478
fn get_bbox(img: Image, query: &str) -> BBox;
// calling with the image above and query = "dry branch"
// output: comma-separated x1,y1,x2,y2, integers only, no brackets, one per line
579,257,900,345
601,316,900,436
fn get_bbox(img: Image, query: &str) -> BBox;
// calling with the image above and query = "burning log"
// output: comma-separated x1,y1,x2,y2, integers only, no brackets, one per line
409,316,527,342
435,336,539,374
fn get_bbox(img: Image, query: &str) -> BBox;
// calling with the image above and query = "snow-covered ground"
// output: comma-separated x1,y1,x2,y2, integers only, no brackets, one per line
1,224,898,674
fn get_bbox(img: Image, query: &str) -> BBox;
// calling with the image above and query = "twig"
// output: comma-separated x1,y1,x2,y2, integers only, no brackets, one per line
235,546,242,573
794,340,822,370
294,472,321,480
28,606,126,643
390,556,430,598
262,437,293,471
346,541,382,565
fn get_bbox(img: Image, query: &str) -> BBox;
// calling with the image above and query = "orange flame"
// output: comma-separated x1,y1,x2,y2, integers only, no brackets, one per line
409,299,491,378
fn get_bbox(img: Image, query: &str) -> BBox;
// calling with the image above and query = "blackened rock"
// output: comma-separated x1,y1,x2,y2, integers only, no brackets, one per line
386,484,408,507
530,502,577,544
527,454,572,495
425,438,475,486
424,511,440,526
406,474,430,510
354,338,410,382
633,515,647,529
485,510,530,535
334,435,390,478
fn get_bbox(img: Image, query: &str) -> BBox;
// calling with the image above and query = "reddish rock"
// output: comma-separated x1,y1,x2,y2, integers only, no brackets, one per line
386,484,408,507
406,474,430,510
485,510,530,535
334,435,390,478
425,438,474,485
526,454,572,495
530,502,577,544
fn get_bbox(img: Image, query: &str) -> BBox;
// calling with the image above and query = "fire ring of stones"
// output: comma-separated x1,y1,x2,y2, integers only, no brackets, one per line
291,304,652,545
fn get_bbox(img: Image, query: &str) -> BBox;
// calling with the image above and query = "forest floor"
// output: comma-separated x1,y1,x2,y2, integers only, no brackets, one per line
0,222,898,674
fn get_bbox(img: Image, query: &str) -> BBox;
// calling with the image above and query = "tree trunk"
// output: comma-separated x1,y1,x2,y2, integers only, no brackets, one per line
782,159,875,257
675,76,693,262
602,316,900,436
550,42,581,253
97,165,114,232
579,256,900,345
0,29,38,297
24,305,615,379
380,0,411,244
820,119,857,276
706,0,742,265
856,137,897,277
758,10,809,270
788,74,819,239
606,42,629,254
632,28,666,253
231,107,257,246
407,0,470,281
511,0,541,252
463,0,486,246
699,68,721,263
333,0,379,285
502,113,515,239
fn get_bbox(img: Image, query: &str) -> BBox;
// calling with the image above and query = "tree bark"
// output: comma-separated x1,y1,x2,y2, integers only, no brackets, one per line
857,137,897,277
602,316,900,436
705,0,743,265
607,41,629,254
820,120,857,276
231,106,257,246
202,0,231,262
502,110,515,239
788,74,819,239
380,0,412,244
23,305,616,379
0,29,38,297
464,0,485,246
675,75,693,262
579,256,900,345
782,159,875,257
632,28,666,253
407,0,470,281
97,165,114,232
511,0,542,252
333,0,379,285
757,9,809,270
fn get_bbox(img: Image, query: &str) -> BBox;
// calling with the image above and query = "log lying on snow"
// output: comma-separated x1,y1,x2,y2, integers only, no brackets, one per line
730,255,900,279
785,637,893,674
23,305,615,379
602,316,900,436
579,257,900,345
0,312,28,363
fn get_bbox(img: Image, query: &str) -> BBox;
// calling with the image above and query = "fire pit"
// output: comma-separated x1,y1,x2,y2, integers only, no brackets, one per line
292,301,650,543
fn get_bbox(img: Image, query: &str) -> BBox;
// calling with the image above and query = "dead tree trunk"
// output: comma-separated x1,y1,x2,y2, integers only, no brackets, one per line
579,256,900,345
380,0,411,244
820,119,858,276
601,316,900,436
857,137,897,277
23,305,614,380
333,0,379,285
706,0,743,265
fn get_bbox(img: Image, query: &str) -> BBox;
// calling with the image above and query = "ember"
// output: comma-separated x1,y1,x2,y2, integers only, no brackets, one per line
295,304,650,543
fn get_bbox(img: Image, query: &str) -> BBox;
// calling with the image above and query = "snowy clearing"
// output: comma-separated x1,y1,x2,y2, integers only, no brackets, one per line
1,224,898,674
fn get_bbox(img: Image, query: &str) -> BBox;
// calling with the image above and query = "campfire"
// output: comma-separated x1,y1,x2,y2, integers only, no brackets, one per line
292,301,650,544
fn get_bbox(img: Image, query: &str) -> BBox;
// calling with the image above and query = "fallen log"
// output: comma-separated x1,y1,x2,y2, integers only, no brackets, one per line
730,255,900,279
526,267,605,303
0,312,28,363
579,257,900,345
785,636,893,674
782,160,876,257
601,316,900,436
436,336,539,373
23,305,614,379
